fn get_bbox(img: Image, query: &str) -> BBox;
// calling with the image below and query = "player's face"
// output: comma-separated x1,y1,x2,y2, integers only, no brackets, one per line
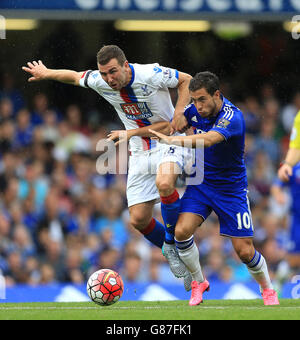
190,88,221,118
98,58,131,91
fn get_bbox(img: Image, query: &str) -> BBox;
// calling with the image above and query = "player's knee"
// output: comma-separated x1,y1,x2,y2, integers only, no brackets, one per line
235,247,254,264
129,214,151,232
156,178,175,197
175,223,193,242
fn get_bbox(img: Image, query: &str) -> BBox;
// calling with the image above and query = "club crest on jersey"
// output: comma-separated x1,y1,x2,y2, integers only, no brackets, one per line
215,118,231,129
141,85,153,96
121,102,153,120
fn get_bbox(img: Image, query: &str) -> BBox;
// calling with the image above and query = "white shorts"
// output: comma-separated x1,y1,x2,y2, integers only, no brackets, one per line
126,143,194,207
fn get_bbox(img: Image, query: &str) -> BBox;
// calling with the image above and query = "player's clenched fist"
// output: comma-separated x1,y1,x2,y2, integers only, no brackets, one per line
22,60,48,82
278,163,293,182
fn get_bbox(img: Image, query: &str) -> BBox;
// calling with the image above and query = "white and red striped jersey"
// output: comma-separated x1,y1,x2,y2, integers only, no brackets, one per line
79,63,179,152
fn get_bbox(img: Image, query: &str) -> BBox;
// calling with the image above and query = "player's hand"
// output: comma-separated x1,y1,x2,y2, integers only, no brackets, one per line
278,163,293,182
171,114,189,133
149,129,170,145
107,130,132,147
22,60,48,82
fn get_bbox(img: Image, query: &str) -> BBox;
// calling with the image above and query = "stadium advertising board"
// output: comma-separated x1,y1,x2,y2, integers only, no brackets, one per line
0,281,299,303
1,0,300,19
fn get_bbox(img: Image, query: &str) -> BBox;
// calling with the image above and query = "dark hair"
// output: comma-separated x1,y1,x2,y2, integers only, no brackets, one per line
189,71,220,96
96,45,127,66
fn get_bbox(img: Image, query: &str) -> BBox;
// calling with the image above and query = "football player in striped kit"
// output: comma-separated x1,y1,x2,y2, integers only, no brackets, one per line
22,45,193,289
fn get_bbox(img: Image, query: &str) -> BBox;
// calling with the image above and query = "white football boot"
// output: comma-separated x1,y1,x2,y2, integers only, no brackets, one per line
162,242,192,291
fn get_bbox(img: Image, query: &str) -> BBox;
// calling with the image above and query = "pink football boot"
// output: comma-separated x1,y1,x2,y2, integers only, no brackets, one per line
262,289,280,306
189,280,210,306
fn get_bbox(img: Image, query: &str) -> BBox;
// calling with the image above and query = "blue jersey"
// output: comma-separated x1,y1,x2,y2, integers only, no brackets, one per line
184,96,247,191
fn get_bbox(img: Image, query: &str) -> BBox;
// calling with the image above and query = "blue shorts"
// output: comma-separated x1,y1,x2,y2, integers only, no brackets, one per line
180,183,254,238
288,215,300,253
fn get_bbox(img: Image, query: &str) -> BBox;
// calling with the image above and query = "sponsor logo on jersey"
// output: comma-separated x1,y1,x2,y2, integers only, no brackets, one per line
121,102,153,120
153,66,162,74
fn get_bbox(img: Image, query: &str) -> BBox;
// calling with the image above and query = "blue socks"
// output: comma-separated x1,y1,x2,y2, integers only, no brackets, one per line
140,190,180,248
160,190,180,244
141,218,165,249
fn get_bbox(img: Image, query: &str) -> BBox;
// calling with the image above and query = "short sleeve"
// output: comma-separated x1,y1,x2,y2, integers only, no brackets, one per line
183,104,197,126
147,63,179,89
79,70,101,89
210,110,243,141
290,111,300,149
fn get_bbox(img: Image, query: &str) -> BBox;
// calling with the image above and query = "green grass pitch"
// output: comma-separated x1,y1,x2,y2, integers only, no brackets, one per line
0,299,299,320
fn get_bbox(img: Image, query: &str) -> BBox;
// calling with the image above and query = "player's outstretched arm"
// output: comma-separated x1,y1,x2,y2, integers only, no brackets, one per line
270,183,287,205
149,129,224,148
22,60,84,86
108,122,171,146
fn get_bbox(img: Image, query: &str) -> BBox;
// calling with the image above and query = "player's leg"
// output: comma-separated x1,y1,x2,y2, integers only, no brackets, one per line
213,188,279,305
231,237,272,289
231,237,279,305
126,154,165,249
175,213,205,282
129,200,165,249
155,147,193,283
155,161,188,278
156,144,194,245
174,185,212,301
275,226,300,294
175,213,210,305
156,161,181,244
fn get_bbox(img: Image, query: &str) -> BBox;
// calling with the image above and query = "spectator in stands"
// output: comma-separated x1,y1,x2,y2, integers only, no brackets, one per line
14,108,34,149
0,97,14,123
92,189,129,249
30,93,49,126
281,91,300,134
0,73,25,114
0,72,297,290
254,119,280,164
52,120,91,162
0,120,16,153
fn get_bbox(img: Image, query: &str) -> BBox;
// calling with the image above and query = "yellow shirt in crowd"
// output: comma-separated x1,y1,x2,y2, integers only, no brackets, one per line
290,111,300,150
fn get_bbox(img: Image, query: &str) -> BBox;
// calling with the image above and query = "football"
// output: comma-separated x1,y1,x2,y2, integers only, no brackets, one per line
86,269,124,306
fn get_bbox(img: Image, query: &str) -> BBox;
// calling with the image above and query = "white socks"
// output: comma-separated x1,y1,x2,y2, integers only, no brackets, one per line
245,250,273,292
175,237,273,292
175,236,205,283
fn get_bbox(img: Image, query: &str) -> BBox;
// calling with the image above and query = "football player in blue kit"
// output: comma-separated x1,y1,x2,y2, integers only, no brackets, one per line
271,162,300,291
150,71,279,306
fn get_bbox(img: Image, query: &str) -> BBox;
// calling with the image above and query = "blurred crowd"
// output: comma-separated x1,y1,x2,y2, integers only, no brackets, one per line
0,71,299,288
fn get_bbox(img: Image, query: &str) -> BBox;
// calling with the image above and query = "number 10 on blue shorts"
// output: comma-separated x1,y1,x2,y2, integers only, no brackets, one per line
180,184,254,238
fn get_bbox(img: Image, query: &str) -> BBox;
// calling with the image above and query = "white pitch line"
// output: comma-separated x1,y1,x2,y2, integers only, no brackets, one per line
0,306,300,311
